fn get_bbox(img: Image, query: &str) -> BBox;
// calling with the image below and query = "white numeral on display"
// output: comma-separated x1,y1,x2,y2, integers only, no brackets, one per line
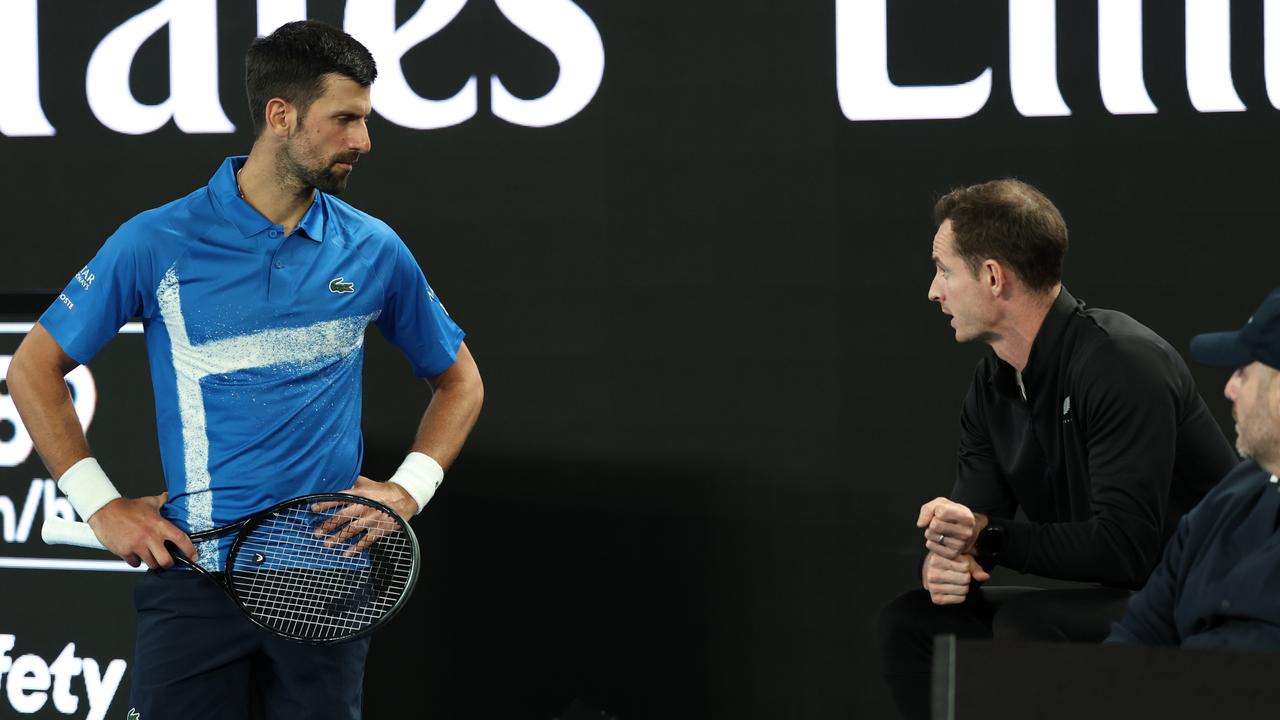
0,356,96,468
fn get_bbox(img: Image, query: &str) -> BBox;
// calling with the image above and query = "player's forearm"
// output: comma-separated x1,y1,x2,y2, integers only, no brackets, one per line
381,346,481,515
8,341,93,478
410,363,483,470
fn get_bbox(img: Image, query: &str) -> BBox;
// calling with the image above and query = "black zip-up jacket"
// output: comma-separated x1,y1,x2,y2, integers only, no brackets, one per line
954,288,1239,588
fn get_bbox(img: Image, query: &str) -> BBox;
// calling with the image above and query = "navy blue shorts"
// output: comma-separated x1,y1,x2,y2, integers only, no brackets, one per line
128,569,371,719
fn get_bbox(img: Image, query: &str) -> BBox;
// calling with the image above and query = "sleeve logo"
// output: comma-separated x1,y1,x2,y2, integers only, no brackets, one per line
75,266,95,290
328,277,356,294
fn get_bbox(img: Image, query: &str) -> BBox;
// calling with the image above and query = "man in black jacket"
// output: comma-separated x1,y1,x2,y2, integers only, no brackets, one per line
876,179,1238,720
1107,289,1280,650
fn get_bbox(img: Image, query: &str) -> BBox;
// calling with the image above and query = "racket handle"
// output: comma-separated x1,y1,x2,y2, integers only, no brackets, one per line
42,517,107,550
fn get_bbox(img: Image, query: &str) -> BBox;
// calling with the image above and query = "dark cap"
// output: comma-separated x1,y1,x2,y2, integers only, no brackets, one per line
1190,289,1280,370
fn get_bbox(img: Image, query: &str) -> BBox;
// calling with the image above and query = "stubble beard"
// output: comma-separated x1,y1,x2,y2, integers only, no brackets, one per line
279,135,352,196
952,321,996,346
1237,376,1280,468
1237,418,1280,467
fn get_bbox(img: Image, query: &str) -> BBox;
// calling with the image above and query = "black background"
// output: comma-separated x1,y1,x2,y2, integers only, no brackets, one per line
2,1,1278,717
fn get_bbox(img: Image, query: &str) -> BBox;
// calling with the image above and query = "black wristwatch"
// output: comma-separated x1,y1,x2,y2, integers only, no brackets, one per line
975,520,1007,559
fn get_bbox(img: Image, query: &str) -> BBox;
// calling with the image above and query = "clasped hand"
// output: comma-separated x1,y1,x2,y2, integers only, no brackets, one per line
916,497,990,605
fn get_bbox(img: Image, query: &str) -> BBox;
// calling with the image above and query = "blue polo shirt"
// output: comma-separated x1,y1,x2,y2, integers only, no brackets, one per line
42,156,464,569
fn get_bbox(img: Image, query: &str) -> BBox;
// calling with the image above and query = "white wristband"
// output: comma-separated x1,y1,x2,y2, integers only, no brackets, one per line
57,457,122,521
389,452,444,515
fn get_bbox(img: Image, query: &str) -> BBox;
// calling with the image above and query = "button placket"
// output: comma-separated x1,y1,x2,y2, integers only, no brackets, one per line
266,228,290,302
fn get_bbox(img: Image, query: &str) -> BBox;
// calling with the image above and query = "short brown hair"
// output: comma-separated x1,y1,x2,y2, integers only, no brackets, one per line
245,21,377,138
933,179,1068,293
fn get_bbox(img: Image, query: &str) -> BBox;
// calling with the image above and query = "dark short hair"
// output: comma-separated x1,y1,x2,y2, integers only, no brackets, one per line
245,20,377,137
933,179,1068,293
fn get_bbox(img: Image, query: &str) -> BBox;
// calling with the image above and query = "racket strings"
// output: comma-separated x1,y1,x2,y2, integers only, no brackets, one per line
226,503,414,641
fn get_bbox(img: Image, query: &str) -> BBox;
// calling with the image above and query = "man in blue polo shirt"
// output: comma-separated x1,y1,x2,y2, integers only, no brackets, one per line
7,20,483,719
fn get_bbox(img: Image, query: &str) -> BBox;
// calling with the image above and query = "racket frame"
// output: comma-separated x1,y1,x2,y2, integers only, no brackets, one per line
41,492,421,645
214,492,421,644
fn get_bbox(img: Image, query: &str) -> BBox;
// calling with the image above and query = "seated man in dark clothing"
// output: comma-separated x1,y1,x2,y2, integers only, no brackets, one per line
1108,288,1280,650
876,179,1239,720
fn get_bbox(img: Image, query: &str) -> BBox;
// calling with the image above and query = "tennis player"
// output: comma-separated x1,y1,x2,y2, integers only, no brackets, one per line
7,20,483,719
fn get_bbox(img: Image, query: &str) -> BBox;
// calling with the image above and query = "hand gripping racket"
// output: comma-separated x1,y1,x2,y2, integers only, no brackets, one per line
41,493,420,644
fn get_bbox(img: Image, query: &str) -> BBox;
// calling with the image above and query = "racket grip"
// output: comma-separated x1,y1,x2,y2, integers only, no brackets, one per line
42,517,108,550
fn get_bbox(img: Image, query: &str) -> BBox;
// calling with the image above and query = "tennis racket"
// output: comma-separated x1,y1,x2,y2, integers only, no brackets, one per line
41,493,420,644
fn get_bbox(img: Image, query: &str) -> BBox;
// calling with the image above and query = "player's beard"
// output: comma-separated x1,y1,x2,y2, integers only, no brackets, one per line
279,134,356,196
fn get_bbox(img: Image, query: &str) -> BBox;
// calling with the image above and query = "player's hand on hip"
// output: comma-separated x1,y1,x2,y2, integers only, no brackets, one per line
918,497,985,559
339,475,418,519
309,476,415,555
921,551,989,605
141,491,168,511
86,496,197,570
